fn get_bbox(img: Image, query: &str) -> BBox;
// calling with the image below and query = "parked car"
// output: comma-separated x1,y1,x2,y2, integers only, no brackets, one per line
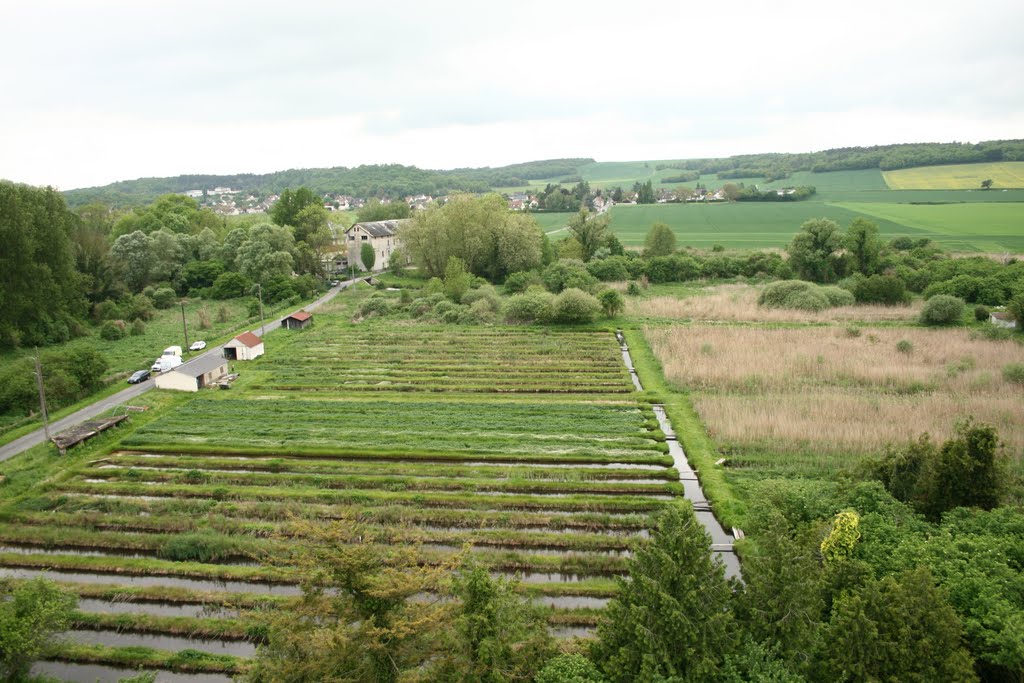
151,356,183,373
162,345,183,357
127,369,151,384
189,340,207,351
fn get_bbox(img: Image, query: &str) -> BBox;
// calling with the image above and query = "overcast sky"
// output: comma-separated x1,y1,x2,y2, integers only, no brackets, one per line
2,0,1022,190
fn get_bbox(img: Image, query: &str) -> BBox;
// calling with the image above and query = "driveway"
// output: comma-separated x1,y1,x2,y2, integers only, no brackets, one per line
0,278,363,464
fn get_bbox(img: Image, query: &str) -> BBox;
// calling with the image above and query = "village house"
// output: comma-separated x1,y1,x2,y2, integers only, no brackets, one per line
281,311,313,330
223,331,264,361
343,219,407,272
154,355,229,392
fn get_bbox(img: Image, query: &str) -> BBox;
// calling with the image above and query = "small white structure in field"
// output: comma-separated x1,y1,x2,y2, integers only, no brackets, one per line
990,312,1017,329
223,331,265,361
154,355,229,392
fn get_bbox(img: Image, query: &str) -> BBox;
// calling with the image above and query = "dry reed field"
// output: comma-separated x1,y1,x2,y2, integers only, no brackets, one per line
630,283,923,323
646,324,1024,457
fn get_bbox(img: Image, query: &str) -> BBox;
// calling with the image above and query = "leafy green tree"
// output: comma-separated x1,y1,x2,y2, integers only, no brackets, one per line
361,243,377,272
634,180,656,204
434,563,555,683
444,257,472,303
403,194,542,281
920,294,965,325
598,289,625,318
245,521,451,683
209,272,252,300
235,223,295,284
567,209,609,263
845,218,882,275
592,501,737,682
1006,292,1024,332
981,179,993,190
820,568,977,682
643,222,677,258
357,198,411,222
787,218,846,283
737,517,825,676
389,248,405,275
922,420,1004,521
536,654,606,683
0,182,88,347
0,579,77,680
270,187,320,227
111,230,155,292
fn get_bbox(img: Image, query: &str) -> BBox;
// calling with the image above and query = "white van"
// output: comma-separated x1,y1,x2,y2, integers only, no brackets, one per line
162,346,183,357
151,355,184,373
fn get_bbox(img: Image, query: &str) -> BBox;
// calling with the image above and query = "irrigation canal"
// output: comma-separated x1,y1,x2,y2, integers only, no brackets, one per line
616,330,742,580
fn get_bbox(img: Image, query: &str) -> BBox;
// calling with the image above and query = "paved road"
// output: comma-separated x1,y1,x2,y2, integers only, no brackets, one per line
0,279,363,464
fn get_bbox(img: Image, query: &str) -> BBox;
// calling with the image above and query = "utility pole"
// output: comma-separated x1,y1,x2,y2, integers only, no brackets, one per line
180,300,190,355
257,283,266,337
33,348,51,443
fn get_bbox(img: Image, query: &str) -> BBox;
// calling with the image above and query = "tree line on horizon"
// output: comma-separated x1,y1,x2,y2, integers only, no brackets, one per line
51,139,1024,210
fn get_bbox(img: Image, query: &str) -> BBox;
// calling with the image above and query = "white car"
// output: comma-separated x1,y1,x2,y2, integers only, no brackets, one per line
189,340,207,351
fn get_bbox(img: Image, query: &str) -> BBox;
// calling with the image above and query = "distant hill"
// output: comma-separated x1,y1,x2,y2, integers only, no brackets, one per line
62,139,1024,209
61,159,593,209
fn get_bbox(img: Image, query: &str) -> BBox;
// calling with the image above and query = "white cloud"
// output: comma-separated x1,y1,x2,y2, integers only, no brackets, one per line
1,0,1022,189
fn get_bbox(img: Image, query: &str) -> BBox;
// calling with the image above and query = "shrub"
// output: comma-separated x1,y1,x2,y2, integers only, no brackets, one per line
587,255,631,282
645,255,699,284
758,280,830,312
443,257,471,302
896,340,914,354
503,290,554,323
422,277,444,296
626,281,642,296
93,299,123,322
598,289,625,318
99,320,126,341
461,285,501,313
819,285,856,307
129,319,146,336
358,295,393,318
210,272,252,300
216,305,230,323
433,300,461,319
551,288,601,324
974,304,991,322
920,295,965,326
853,274,909,305
122,294,155,321
543,260,597,293
536,654,606,683
504,271,542,294
152,287,177,309
1003,363,1024,385
468,299,497,323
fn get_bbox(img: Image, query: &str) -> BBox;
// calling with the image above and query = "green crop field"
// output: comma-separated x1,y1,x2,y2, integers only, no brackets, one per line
603,201,927,249
0,300,692,675
883,161,1024,190
831,201,1024,252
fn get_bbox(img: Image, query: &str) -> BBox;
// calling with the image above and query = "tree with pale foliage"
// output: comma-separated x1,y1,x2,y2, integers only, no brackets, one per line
0,579,77,680
402,194,543,281
643,222,677,257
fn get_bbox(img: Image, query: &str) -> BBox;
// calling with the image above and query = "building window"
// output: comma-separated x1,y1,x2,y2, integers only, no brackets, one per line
361,235,368,240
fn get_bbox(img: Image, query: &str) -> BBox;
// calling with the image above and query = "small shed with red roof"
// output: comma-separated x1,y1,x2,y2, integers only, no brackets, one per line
223,331,264,361
281,310,313,330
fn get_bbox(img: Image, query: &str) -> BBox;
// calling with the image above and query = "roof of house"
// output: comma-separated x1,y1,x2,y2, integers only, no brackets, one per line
169,354,229,379
284,311,312,322
228,331,263,348
345,219,406,238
